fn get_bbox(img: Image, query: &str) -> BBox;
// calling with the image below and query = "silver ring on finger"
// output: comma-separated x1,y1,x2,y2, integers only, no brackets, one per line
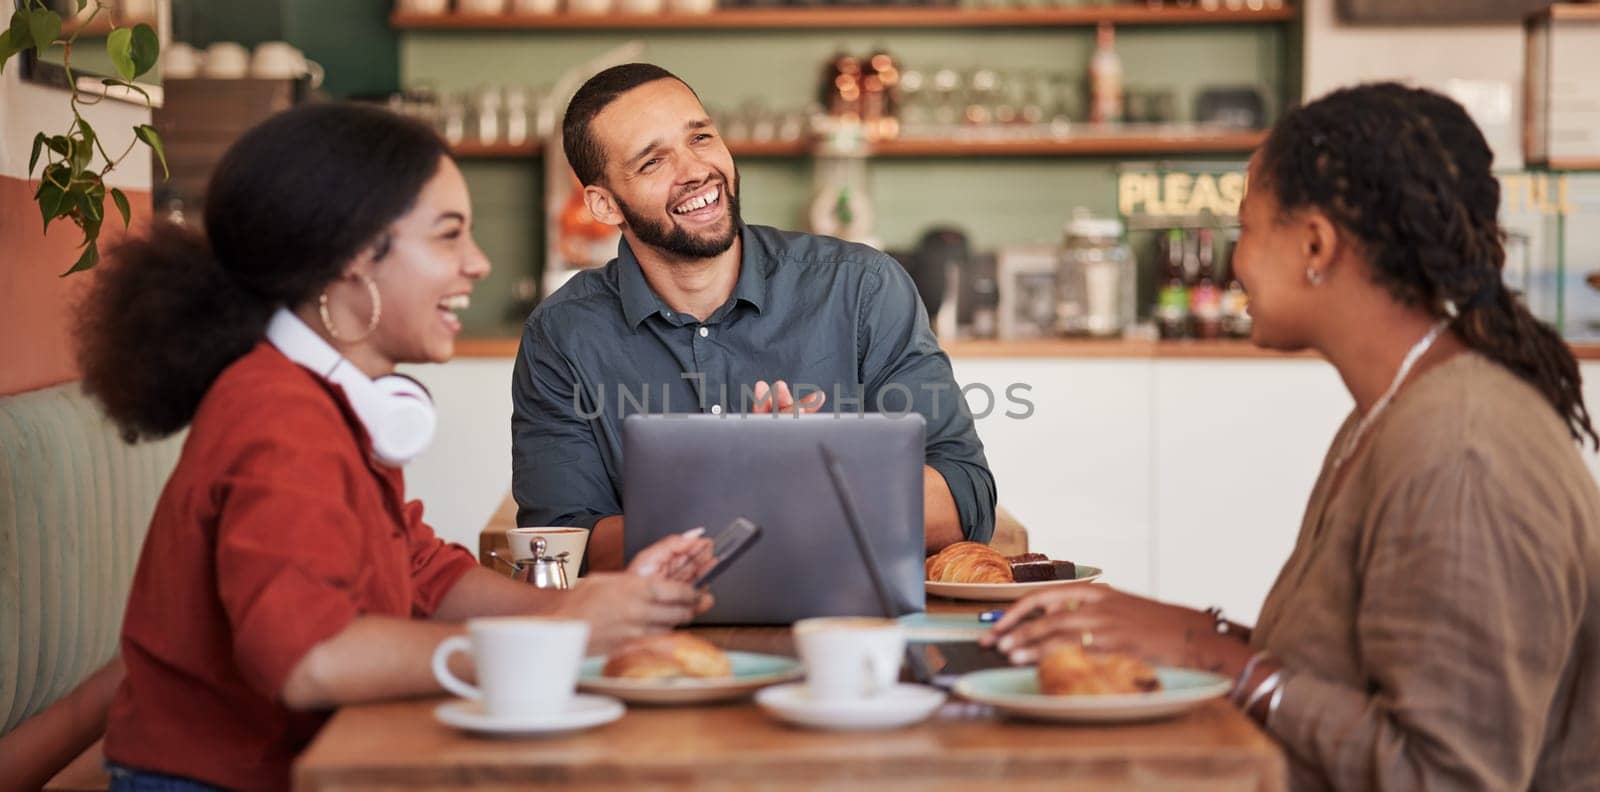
1080,630,1094,649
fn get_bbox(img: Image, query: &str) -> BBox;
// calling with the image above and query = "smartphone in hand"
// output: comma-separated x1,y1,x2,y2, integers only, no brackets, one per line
694,517,762,588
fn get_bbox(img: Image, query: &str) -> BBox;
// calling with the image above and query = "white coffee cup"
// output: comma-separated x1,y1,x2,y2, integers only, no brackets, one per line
250,41,325,87
162,42,203,79
201,42,249,79
432,617,590,719
794,617,905,702
508,526,590,575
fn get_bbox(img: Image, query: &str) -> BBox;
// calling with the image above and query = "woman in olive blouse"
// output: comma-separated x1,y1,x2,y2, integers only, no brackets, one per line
985,83,1600,791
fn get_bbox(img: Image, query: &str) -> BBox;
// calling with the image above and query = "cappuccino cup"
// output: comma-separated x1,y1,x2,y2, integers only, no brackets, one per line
794,617,905,701
431,617,589,719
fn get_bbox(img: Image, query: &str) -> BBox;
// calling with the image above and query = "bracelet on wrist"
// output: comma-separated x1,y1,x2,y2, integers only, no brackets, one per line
1230,650,1272,704
1263,677,1289,728
1242,669,1283,714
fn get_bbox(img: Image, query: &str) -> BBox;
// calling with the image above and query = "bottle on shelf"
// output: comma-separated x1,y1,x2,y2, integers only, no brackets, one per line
1155,229,1190,339
1088,22,1123,126
1220,230,1252,338
862,48,901,141
1189,228,1223,339
820,50,863,123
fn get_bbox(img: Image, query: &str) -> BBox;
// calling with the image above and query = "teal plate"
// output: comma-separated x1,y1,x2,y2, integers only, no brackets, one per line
953,665,1230,723
579,651,803,705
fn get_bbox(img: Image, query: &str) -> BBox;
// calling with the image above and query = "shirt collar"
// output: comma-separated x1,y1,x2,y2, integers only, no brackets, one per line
615,224,767,328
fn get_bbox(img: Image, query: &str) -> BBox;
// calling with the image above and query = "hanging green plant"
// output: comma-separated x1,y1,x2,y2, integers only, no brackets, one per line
0,0,165,275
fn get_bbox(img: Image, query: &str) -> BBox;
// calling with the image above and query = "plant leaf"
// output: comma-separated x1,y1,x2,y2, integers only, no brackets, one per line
135,124,167,179
74,186,104,244
29,131,46,176
73,118,96,169
110,187,130,228
27,8,58,56
63,241,98,276
9,9,30,55
76,182,103,223
100,77,151,104
0,30,20,76
105,26,133,81
37,180,68,231
46,135,69,156
70,136,92,174
128,23,157,78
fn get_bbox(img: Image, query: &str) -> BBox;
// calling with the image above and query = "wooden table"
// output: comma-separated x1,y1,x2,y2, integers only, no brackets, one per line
294,603,1286,791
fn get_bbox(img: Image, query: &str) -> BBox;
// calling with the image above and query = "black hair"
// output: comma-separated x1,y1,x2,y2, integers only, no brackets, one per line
562,63,690,186
76,102,450,441
1257,82,1596,448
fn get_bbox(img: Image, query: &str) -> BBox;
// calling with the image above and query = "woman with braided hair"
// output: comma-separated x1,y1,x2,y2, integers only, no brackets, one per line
984,82,1599,790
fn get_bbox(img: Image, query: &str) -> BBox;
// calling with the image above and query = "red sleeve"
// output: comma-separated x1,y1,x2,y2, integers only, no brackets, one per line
213,429,366,702
400,499,478,618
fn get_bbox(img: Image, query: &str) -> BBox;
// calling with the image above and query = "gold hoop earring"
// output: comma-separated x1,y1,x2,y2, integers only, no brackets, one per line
318,275,381,344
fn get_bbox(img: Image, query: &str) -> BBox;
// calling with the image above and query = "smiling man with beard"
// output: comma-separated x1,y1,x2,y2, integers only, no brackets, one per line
512,63,996,571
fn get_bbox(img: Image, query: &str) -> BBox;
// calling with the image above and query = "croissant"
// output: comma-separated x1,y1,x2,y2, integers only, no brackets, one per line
925,541,1014,584
1038,645,1161,696
601,632,732,680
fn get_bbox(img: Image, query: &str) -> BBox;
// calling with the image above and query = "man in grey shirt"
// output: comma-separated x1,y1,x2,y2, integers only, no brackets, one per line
512,63,996,570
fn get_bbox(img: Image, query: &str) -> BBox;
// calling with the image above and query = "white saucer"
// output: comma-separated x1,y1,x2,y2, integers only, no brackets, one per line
434,694,624,736
755,683,946,731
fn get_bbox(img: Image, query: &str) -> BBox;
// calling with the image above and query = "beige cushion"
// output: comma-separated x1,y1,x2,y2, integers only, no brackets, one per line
0,383,181,734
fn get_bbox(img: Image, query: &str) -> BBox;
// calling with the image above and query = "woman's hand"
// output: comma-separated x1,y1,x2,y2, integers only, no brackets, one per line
628,528,715,584
979,585,1251,675
550,573,712,654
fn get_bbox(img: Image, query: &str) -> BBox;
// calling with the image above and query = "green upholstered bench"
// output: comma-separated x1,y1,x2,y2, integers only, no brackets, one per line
0,382,182,790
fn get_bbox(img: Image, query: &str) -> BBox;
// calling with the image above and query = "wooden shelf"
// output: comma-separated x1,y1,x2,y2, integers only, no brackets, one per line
447,140,808,157
1543,158,1600,172
873,130,1265,156
1541,3,1600,22
730,140,811,156
455,335,1600,360
392,5,1296,30
450,130,1264,160
450,141,542,157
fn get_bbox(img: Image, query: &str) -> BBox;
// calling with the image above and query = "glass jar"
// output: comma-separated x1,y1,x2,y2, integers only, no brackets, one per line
1056,211,1133,337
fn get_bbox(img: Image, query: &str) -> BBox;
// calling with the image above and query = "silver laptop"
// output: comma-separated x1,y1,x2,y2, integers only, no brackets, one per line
622,413,927,625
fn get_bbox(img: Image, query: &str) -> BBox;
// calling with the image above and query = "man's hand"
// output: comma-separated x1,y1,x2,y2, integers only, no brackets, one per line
749,380,826,414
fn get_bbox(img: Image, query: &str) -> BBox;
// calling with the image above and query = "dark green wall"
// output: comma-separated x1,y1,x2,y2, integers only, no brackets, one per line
173,0,398,98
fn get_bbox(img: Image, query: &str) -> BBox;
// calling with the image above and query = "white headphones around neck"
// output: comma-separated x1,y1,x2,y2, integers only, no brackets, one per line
265,309,437,467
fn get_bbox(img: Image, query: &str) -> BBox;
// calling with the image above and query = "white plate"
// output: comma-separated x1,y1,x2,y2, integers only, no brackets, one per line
755,682,946,731
926,565,1103,602
578,651,803,705
434,693,624,736
953,666,1230,724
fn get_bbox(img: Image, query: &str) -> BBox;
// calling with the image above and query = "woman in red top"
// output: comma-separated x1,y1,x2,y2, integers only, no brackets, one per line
77,103,712,791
